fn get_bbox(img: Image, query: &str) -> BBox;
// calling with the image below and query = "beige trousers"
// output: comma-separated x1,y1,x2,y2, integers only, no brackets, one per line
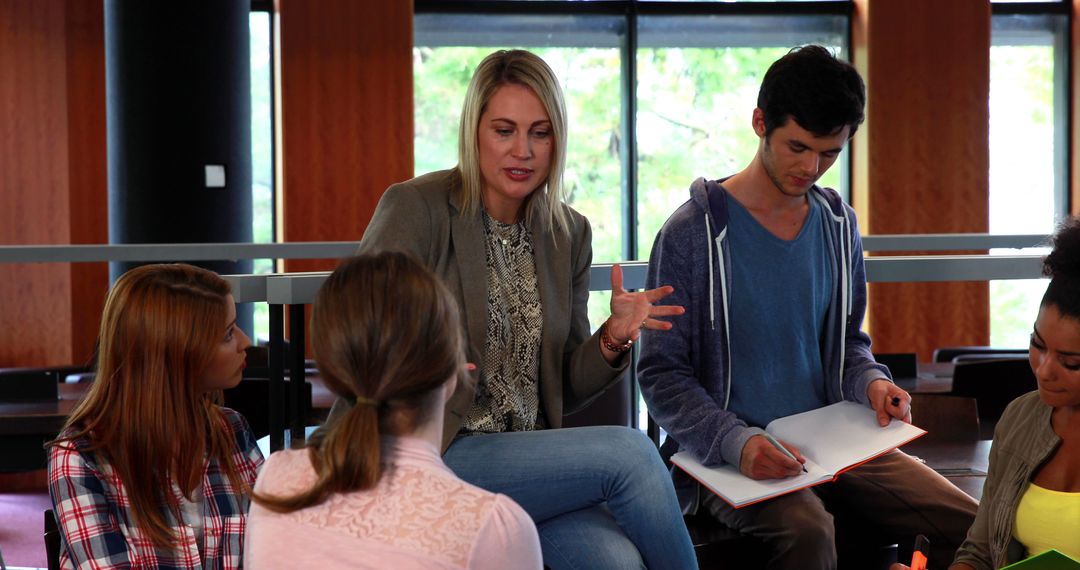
701,450,979,570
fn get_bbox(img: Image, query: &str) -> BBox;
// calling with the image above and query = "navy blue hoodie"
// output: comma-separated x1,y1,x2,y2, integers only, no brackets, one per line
639,177,891,511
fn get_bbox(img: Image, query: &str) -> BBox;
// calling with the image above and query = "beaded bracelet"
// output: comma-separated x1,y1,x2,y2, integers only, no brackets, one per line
600,322,634,353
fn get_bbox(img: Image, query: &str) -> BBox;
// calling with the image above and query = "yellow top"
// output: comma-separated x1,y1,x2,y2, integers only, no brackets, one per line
1014,482,1080,560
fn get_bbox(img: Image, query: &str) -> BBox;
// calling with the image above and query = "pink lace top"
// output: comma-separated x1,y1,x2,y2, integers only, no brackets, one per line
244,436,542,569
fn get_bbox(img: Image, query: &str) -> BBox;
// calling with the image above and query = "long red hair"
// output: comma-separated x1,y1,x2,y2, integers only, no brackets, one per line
52,263,248,548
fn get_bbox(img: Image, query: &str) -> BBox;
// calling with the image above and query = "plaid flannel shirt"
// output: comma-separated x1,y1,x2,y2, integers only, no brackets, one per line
48,408,264,569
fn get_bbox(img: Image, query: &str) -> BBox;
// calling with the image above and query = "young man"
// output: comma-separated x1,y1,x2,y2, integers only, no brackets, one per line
639,45,978,569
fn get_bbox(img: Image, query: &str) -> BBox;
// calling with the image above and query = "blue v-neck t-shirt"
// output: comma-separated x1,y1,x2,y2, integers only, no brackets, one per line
725,194,833,429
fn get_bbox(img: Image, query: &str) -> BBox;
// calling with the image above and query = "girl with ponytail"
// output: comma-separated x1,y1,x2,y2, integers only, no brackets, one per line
894,217,1080,569
245,252,541,569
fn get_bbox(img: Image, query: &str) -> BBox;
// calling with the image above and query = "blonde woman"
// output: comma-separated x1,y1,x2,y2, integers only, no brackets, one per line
335,50,697,569
48,264,263,568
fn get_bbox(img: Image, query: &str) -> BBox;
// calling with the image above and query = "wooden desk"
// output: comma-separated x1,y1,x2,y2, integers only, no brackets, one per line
0,383,85,435
0,379,336,472
0,383,87,471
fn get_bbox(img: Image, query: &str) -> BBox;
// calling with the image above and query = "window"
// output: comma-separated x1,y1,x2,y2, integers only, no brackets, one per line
251,7,275,342
414,3,851,311
414,2,852,428
635,14,847,259
988,6,1068,347
415,13,627,330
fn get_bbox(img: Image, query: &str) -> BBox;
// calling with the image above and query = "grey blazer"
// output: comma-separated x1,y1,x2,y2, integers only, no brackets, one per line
342,169,629,451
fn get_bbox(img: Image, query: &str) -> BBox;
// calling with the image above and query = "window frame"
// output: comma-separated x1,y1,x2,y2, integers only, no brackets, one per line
415,0,854,261
990,0,1072,220
414,0,853,432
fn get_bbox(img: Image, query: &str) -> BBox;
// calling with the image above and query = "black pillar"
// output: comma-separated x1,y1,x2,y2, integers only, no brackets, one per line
105,0,253,331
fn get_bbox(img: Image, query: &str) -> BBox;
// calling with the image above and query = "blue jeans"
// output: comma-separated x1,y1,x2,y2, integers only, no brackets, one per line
443,426,698,570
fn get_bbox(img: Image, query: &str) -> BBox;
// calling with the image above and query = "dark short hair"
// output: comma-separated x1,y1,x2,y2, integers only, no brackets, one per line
757,45,866,138
1041,217,1080,320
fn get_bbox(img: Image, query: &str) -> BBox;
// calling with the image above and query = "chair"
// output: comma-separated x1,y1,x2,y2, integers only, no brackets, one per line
223,378,313,440
254,340,319,378
242,345,270,378
683,512,769,568
932,346,1026,363
0,369,58,402
44,508,60,570
561,376,632,428
950,358,1036,439
873,352,918,379
951,353,1028,364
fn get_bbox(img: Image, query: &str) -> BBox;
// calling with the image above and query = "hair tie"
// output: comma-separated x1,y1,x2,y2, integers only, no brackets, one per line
354,395,380,407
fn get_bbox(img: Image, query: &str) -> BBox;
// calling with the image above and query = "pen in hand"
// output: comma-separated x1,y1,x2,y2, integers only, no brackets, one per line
763,434,808,473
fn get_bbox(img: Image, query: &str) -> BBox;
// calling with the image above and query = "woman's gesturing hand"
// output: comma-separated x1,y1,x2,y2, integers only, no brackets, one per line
605,263,685,344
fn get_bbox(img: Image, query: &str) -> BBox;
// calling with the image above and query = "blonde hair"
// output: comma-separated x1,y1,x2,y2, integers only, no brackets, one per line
454,49,570,233
254,252,469,512
52,263,247,549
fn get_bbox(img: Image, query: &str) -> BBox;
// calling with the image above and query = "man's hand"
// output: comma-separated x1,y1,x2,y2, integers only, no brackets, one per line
867,379,912,427
739,435,806,480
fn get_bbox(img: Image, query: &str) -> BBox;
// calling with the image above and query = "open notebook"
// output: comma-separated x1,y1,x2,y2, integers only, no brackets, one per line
672,401,927,508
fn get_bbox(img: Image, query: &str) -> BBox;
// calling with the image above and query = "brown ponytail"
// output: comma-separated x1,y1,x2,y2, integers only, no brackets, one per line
254,252,467,512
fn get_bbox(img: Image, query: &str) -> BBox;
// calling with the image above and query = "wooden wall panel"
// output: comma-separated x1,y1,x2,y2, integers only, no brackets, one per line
65,0,108,366
0,0,74,367
279,0,414,274
853,0,991,361
0,0,107,368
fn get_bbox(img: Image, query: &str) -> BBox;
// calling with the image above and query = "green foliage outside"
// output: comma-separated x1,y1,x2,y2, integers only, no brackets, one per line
251,13,274,342
988,45,1057,348
635,47,843,259
244,25,1061,350
414,44,842,329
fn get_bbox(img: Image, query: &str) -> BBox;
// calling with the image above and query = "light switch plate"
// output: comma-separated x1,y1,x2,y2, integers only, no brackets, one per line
205,164,226,188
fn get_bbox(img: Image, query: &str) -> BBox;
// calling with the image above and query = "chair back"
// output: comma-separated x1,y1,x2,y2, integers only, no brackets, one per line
950,357,1036,438
951,353,1028,364
44,508,61,570
932,346,1026,363
874,352,918,379
561,375,632,428
243,345,270,378
223,378,313,440
0,370,58,402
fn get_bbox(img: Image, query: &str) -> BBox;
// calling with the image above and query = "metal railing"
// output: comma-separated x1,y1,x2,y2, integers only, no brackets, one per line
0,232,1050,265
0,234,1052,450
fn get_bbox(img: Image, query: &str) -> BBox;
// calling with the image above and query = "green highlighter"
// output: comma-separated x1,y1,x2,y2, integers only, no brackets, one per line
1000,549,1080,570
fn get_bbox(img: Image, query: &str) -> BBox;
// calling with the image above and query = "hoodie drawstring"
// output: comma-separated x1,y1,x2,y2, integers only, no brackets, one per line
705,211,715,331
